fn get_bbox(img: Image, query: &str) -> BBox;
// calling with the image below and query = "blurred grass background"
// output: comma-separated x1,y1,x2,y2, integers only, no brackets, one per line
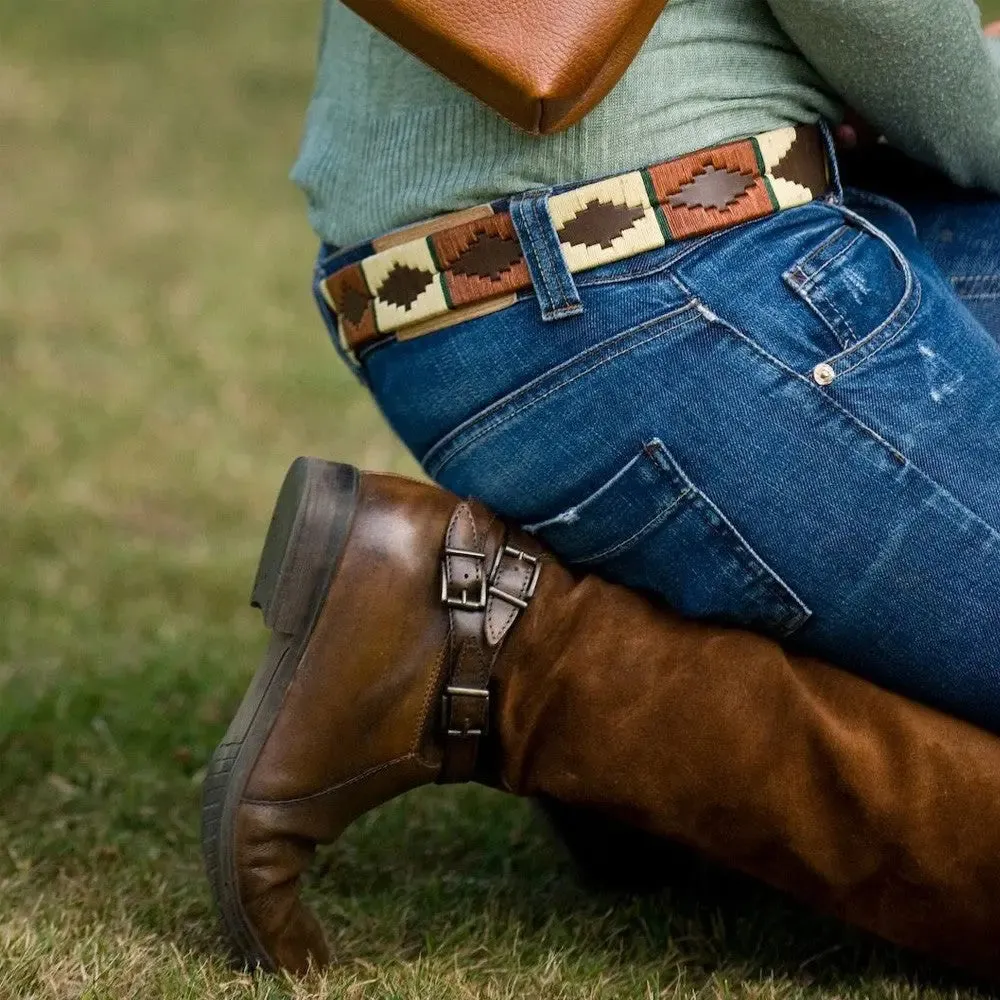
2,2,1000,997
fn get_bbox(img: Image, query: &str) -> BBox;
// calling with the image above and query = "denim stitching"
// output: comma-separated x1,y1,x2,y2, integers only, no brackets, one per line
769,206,921,378
422,300,697,469
423,305,701,476
786,224,852,282
538,198,582,315
647,441,810,629
527,435,809,634
561,446,809,634
795,228,866,290
545,303,586,319
575,489,690,563
786,270,856,352
512,193,581,319
785,227,868,351
533,196,573,309
819,121,845,201
814,203,919,372
426,314,701,477
806,285,855,350
796,231,868,348
834,275,922,378
523,451,648,533
680,486,811,634
509,196,540,300
694,299,907,461
524,195,568,315
523,197,557,308
695,302,1000,546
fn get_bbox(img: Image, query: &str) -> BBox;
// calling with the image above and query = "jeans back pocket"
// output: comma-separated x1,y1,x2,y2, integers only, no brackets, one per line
524,439,811,639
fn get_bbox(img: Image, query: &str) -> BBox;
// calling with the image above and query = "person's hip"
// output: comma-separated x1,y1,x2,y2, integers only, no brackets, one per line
314,123,839,381
309,122,1000,731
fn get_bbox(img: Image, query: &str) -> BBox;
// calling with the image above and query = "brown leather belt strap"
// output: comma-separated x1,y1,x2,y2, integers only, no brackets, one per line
438,502,541,783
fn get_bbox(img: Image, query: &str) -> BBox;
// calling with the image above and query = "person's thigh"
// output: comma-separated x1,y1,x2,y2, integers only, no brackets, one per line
340,198,1000,731
662,199,1000,724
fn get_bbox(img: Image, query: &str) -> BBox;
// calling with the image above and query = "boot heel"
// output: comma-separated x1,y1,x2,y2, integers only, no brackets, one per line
251,457,360,635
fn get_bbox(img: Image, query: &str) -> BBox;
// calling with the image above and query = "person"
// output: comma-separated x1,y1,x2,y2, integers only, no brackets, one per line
201,0,1000,983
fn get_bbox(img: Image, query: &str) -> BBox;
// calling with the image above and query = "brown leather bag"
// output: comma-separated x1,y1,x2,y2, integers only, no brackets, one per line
337,0,668,135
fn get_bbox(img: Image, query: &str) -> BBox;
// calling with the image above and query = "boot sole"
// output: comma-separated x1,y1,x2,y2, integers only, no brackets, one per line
201,457,360,970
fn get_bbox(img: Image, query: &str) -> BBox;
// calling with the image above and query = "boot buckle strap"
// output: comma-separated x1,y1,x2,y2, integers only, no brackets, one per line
488,545,541,609
438,502,543,783
441,685,490,737
441,547,488,610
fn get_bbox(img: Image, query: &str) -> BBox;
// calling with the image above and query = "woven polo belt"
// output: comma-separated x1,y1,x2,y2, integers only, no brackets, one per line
321,125,830,361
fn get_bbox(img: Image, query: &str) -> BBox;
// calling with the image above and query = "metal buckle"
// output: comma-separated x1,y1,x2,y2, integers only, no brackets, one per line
487,545,542,609
441,685,490,738
441,547,488,610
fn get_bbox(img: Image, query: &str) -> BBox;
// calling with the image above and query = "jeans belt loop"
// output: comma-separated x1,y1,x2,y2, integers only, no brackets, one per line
509,189,584,323
818,120,845,205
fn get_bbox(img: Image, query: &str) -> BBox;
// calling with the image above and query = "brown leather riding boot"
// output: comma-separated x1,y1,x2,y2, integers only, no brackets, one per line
203,457,1000,981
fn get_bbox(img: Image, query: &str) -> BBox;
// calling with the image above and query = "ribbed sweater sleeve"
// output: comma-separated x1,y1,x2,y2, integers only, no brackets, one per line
765,0,1000,193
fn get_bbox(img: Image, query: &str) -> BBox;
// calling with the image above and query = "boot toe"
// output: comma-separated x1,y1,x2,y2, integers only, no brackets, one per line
232,801,331,971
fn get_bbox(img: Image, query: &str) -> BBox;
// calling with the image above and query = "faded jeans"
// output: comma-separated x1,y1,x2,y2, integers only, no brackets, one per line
314,139,1000,732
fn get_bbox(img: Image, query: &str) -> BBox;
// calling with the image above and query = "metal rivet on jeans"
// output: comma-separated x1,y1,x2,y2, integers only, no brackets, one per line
813,363,836,386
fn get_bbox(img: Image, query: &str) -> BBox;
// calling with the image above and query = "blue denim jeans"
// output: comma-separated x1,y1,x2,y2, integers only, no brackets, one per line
314,141,1000,732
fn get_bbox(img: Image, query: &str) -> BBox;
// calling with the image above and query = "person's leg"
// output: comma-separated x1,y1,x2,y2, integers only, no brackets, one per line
545,164,1000,891
206,459,1000,981
207,136,1000,977
335,178,1000,733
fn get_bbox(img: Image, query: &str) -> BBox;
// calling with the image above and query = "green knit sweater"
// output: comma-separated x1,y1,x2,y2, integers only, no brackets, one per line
292,0,1000,248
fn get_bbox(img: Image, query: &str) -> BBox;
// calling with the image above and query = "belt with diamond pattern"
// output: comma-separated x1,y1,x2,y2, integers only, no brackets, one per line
321,125,831,363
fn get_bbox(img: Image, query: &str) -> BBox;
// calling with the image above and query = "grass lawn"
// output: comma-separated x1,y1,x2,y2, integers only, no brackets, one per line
3,2,1000,997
